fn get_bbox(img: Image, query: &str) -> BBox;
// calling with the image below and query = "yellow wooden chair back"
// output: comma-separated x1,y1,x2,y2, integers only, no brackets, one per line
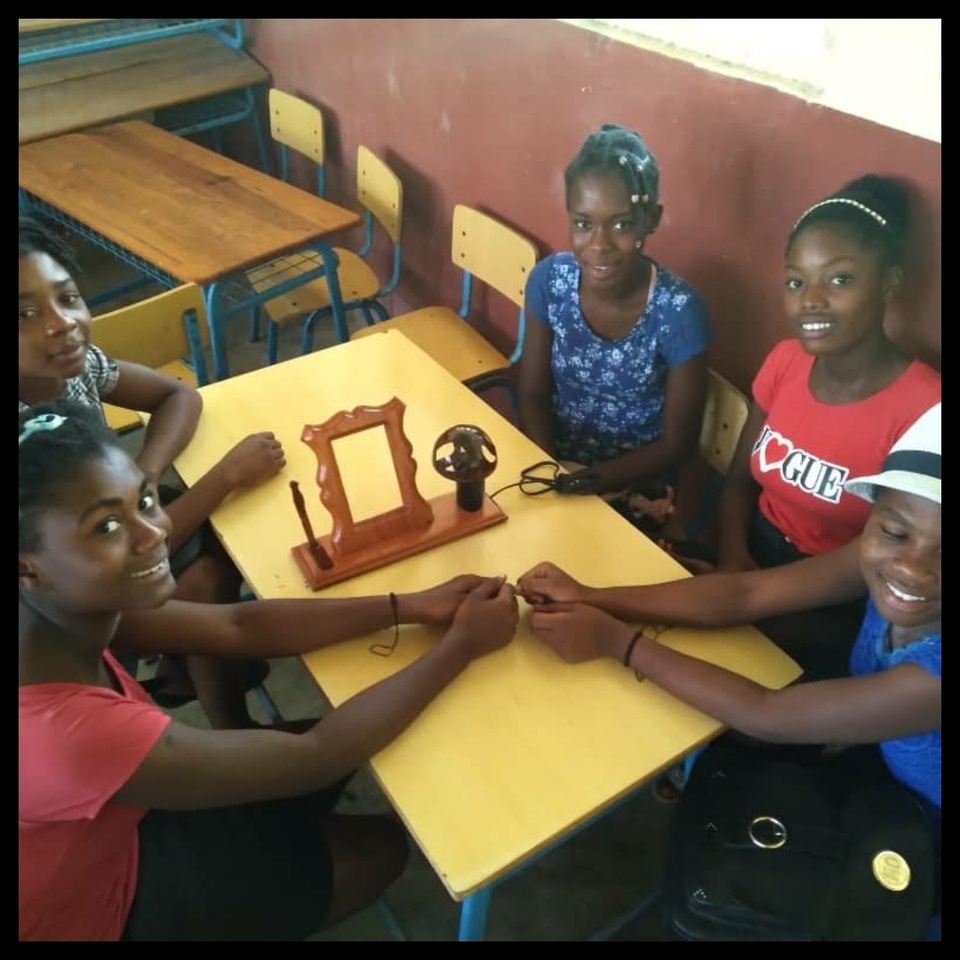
92,284,211,434
450,204,534,312
350,204,537,406
358,144,403,245
253,143,406,362
699,369,749,476
682,368,751,539
268,87,325,168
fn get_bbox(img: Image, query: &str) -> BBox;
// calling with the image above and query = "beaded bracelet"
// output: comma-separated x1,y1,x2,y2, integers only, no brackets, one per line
370,592,401,657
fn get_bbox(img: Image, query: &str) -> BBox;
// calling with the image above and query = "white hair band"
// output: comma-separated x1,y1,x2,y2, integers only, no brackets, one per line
793,197,888,232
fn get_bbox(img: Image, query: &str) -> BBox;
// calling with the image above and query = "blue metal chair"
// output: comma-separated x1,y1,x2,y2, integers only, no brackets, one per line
247,88,327,343
262,144,405,364
91,283,211,435
350,204,537,417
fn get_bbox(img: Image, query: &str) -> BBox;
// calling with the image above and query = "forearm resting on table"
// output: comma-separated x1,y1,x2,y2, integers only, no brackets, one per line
581,547,865,628
115,634,474,808
626,630,782,735
303,636,471,778
115,594,403,660
626,630,939,745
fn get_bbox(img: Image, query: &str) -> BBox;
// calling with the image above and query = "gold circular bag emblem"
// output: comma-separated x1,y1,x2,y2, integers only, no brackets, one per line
872,850,911,892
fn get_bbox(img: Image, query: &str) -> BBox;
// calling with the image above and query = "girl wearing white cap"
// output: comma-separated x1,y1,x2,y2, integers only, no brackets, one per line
518,401,941,817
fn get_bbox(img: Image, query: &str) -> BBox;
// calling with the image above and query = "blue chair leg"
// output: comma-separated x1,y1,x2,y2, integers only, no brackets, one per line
250,304,262,342
247,89,272,175
300,312,319,356
366,300,389,324
266,319,280,365
376,897,407,941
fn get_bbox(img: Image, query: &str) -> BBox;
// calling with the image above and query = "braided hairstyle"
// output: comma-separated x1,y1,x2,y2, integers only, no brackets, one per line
19,399,122,553
19,216,82,278
787,174,910,269
564,123,661,212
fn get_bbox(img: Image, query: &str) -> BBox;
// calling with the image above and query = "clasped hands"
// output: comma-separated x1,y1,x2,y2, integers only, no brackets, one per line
419,563,639,667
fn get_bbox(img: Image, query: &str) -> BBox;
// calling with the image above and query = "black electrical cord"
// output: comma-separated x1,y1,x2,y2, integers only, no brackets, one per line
488,460,604,501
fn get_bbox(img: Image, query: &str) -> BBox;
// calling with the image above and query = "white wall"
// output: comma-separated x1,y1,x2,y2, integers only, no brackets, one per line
563,19,941,144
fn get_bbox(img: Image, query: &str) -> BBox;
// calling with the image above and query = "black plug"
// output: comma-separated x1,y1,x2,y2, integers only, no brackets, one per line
554,471,604,495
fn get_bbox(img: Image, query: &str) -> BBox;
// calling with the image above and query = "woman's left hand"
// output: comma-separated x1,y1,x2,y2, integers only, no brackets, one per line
402,575,503,625
529,602,635,664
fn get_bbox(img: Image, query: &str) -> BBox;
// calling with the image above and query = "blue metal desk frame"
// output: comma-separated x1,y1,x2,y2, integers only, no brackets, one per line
20,192,351,382
453,749,702,940
19,19,269,174
19,18,244,66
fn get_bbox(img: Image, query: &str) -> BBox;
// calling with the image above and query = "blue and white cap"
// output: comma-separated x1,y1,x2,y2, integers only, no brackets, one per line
845,402,941,506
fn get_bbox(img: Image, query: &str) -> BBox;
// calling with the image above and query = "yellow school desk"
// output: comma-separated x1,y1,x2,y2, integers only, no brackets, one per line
172,330,802,940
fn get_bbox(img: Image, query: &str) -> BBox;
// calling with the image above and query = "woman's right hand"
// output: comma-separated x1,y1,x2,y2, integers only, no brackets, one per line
442,577,519,660
516,562,587,607
217,432,286,490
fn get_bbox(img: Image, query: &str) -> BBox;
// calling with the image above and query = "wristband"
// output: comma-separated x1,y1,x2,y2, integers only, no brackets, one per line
370,592,401,657
623,629,643,667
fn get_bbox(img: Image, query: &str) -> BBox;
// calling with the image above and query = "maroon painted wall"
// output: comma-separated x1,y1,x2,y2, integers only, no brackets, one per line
244,18,941,394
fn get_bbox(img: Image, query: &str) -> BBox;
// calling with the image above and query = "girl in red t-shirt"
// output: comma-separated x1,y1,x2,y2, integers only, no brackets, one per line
710,174,940,679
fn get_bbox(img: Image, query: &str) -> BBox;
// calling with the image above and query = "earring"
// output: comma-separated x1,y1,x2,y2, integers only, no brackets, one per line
634,239,644,250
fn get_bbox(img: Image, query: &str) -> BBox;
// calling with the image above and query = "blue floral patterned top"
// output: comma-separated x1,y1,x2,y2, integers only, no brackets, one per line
848,598,941,810
525,252,712,467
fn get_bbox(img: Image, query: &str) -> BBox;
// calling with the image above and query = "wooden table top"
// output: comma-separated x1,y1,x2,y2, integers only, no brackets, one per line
18,120,361,285
173,331,802,900
19,31,269,145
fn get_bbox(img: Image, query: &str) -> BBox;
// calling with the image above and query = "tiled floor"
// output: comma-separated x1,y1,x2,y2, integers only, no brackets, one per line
79,238,678,942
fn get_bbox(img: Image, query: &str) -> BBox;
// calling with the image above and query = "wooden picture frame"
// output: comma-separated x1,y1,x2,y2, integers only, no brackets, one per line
292,397,506,589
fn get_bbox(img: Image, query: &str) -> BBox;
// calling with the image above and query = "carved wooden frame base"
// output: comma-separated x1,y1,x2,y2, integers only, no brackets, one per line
293,490,506,589
291,397,507,590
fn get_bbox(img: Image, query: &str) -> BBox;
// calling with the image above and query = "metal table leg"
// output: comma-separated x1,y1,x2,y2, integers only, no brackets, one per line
458,888,491,941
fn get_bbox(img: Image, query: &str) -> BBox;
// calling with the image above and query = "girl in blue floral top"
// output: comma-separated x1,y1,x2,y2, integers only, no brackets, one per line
518,124,713,530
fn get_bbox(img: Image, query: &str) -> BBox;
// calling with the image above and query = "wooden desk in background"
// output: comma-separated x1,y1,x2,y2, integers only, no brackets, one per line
19,120,361,381
19,31,269,155
173,330,802,941
18,19,112,34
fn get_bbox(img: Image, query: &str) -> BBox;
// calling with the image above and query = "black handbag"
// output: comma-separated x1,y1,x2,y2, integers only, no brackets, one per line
660,735,939,941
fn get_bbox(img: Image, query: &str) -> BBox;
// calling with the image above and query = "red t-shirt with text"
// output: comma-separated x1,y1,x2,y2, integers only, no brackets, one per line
750,339,941,555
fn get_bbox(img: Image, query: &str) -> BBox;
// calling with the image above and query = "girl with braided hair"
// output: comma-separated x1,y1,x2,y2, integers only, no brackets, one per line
518,123,713,535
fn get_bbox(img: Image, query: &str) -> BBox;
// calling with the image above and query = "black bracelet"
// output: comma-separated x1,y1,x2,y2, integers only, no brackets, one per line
623,629,643,667
369,592,401,657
